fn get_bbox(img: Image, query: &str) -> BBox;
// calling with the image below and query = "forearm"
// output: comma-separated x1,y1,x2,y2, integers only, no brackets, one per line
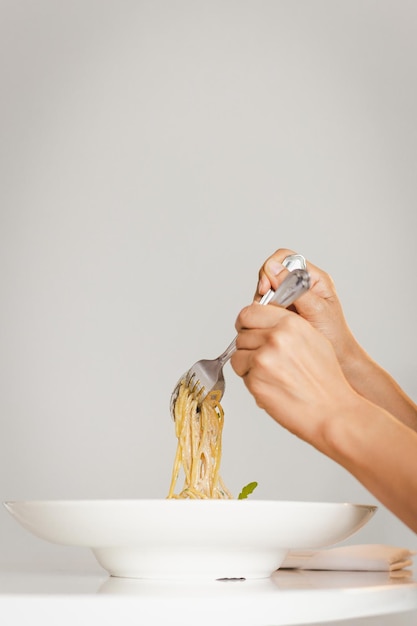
339,339,417,431
324,396,417,533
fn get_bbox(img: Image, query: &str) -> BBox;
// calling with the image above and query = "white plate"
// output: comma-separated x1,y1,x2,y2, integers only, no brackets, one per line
4,499,376,580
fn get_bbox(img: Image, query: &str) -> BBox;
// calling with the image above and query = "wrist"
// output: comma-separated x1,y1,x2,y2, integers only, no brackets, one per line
337,337,375,392
320,389,371,466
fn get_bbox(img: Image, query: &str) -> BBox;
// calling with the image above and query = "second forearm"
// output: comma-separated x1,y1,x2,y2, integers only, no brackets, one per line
323,395,417,534
339,339,417,431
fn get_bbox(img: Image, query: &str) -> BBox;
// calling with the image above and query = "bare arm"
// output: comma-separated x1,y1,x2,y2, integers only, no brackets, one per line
231,303,417,533
327,393,417,534
339,340,417,431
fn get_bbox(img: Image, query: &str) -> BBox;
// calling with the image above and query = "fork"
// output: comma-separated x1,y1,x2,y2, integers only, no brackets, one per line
170,259,309,418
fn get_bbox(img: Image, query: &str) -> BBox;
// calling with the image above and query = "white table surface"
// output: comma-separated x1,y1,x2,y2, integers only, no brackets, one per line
1,566,417,626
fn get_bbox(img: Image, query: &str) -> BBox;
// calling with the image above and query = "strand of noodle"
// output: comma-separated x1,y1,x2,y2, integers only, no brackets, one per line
202,403,218,496
207,409,223,487
168,381,190,497
195,403,210,493
179,384,195,492
189,393,201,489
181,385,196,489
196,402,218,497
167,444,183,498
167,412,183,498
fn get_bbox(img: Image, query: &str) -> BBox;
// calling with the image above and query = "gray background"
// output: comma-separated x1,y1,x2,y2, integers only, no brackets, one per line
1,1,417,621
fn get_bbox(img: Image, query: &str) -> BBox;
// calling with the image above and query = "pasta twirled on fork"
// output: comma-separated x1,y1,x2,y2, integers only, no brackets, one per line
168,380,232,499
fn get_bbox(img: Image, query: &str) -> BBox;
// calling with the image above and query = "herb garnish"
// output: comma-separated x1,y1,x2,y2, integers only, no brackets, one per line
237,481,258,499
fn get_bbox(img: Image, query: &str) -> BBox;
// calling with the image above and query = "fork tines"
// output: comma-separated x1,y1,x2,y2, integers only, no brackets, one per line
186,372,206,402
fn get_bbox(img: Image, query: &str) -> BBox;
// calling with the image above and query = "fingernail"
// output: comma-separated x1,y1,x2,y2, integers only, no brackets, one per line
267,260,285,276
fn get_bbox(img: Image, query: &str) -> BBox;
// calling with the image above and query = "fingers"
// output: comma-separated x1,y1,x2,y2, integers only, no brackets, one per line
251,247,357,370
256,249,338,313
256,248,297,299
256,248,334,296
232,304,297,378
235,300,291,334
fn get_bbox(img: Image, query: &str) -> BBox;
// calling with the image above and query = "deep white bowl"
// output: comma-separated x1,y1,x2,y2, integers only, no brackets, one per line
4,499,377,580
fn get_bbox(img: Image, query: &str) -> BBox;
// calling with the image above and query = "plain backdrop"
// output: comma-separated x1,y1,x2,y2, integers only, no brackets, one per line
1,1,417,622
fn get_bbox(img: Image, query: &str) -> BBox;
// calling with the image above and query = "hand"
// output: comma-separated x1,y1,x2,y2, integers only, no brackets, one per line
231,302,359,451
253,247,417,431
255,248,358,369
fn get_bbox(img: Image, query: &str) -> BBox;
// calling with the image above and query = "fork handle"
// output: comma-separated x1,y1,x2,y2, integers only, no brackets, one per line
217,268,310,366
260,268,310,306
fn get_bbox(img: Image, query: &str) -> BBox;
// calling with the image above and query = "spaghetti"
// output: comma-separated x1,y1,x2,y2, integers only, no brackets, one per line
167,379,232,499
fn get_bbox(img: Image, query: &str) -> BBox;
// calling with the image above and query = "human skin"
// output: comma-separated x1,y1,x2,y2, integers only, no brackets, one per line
255,248,417,431
230,249,417,533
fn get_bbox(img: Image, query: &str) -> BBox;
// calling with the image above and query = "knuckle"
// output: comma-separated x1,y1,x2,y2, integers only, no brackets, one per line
275,247,296,261
276,312,300,335
251,343,278,372
236,304,255,329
